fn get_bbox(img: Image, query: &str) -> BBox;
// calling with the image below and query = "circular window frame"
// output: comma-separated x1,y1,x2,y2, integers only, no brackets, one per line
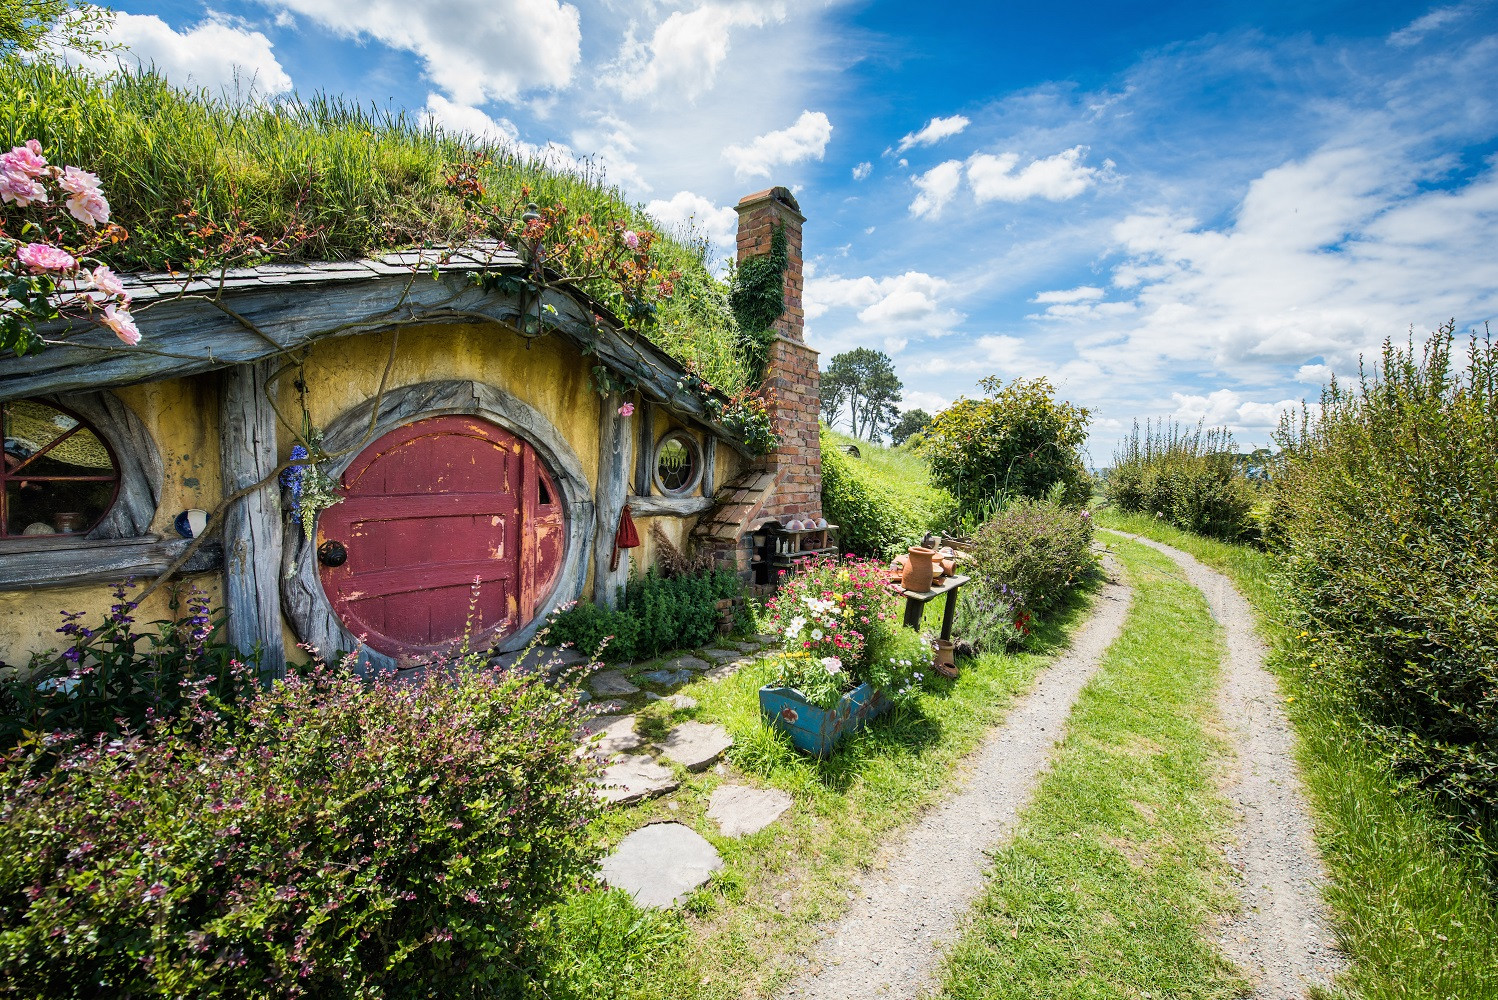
652,430,703,497
1,399,123,540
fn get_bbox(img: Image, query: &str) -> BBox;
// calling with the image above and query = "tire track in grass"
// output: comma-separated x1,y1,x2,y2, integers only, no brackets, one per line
1109,531,1345,998
934,537,1247,1000
776,553,1133,1000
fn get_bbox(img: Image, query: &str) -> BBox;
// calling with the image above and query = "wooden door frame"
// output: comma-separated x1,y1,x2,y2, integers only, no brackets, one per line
280,378,594,674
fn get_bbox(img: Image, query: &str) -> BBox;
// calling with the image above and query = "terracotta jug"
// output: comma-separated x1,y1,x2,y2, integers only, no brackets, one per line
902,545,935,592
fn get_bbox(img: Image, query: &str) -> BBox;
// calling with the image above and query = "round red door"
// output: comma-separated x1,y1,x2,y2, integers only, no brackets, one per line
317,415,565,659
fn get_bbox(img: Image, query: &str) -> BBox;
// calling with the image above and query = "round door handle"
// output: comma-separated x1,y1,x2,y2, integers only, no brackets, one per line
318,540,348,567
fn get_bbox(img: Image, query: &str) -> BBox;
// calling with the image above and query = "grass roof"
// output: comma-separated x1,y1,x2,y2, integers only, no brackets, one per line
0,58,750,394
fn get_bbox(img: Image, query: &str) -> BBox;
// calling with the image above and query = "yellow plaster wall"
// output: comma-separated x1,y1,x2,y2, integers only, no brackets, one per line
0,375,223,667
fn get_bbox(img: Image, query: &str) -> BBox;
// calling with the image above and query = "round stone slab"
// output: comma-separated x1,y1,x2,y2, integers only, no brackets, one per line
589,670,640,697
594,755,680,805
580,715,644,755
659,721,733,772
707,785,794,837
600,822,724,908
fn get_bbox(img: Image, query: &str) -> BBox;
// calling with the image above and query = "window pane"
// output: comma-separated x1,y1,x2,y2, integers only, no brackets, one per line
2,401,119,538
6,480,116,535
656,437,695,494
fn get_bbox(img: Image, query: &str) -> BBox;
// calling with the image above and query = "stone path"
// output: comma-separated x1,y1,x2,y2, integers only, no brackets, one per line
778,554,1133,999
1109,532,1346,998
601,823,724,908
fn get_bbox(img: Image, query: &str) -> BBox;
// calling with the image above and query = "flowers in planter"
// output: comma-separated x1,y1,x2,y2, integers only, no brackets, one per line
766,554,930,706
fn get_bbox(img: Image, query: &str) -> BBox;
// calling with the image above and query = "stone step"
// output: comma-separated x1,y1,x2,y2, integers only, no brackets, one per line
707,785,793,837
594,756,680,805
659,721,733,772
599,822,723,908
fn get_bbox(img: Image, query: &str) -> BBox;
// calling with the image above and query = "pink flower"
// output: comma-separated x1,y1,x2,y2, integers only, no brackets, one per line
59,166,109,226
622,229,640,251
17,242,76,272
101,303,140,346
1,140,47,178
90,265,130,303
617,402,635,417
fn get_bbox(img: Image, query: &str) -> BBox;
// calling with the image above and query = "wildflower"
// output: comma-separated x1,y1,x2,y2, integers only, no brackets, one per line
17,242,76,272
100,303,140,346
59,165,109,226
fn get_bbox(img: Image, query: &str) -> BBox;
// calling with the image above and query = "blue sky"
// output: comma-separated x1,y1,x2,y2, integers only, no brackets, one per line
69,0,1498,461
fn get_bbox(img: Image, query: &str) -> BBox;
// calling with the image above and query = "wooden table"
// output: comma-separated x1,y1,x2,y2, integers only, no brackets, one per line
893,574,969,641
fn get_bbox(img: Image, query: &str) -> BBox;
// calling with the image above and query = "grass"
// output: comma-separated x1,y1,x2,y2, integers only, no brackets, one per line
1097,509,1498,1000
524,579,1103,999
820,426,959,557
936,536,1246,1000
0,57,751,395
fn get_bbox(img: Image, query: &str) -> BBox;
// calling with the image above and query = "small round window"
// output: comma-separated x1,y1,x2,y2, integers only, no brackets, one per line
653,431,702,496
1,400,120,538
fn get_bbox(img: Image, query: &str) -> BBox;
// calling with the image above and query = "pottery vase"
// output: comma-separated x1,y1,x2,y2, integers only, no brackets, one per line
902,545,935,592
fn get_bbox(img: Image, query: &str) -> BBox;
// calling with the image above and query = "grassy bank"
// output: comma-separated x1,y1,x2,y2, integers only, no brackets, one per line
936,537,1245,999
820,427,958,557
1097,510,1498,1000
525,580,1101,998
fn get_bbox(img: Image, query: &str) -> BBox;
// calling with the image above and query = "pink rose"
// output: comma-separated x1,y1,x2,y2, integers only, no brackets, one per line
617,402,635,417
622,229,639,251
101,303,140,346
59,166,109,227
1,140,47,178
90,265,130,303
17,242,77,272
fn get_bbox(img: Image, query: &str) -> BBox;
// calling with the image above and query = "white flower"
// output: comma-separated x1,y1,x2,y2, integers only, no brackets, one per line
811,628,824,641
786,615,807,639
820,656,843,675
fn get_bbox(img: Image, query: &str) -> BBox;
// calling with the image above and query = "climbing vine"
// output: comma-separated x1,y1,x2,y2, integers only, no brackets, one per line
728,221,787,383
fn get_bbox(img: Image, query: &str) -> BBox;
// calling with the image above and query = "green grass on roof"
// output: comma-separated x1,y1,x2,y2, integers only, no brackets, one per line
0,58,750,394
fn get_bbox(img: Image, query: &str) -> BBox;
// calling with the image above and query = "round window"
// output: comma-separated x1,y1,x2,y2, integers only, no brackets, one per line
653,431,702,496
1,400,120,538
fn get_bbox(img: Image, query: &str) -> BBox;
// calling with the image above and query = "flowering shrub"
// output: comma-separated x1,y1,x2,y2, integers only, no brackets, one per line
768,555,895,673
1,138,136,356
0,583,250,751
862,626,933,703
957,499,1097,651
0,649,599,997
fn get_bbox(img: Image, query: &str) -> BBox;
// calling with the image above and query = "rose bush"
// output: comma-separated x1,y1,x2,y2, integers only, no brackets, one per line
1,138,136,356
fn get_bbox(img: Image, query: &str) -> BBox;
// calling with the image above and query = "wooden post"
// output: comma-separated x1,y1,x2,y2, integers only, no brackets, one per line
594,391,633,609
633,399,655,496
220,360,286,674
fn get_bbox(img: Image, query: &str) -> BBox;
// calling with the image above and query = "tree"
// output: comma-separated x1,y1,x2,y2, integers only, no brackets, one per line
0,1,115,57
890,408,931,446
919,376,1092,516
821,347,902,441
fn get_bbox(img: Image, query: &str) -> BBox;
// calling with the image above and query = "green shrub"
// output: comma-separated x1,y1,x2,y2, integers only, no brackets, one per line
957,499,1096,651
543,568,741,662
820,428,958,557
918,376,1092,518
0,650,600,998
1272,324,1498,847
1104,420,1260,543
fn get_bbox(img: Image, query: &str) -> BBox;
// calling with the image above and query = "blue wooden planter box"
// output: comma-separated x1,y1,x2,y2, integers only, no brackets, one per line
759,682,890,757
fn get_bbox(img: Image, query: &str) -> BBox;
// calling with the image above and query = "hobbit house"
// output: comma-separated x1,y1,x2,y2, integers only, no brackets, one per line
0,189,821,673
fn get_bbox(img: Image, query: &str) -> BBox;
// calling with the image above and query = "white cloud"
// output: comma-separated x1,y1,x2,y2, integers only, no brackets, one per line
852,161,872,181
1168,389,1300,435
806,270,962,334
1389,4,1472,46
607,2,785,100
1033,286,1105,304
968,146,1109,203
644,190,738,263
255,0,580,104
895,114,971,153
901,389,951,413
421,94,525,147
909,159,962,218
723,110,833,179
54,12,292,94
1295,363,1334,385
570,113,652,194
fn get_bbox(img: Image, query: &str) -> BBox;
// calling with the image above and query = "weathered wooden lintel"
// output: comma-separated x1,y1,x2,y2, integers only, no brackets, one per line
0,535,222,591
625,494,716,517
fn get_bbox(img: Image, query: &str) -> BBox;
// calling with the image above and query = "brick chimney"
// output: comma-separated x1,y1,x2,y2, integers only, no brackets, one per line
734,186,821,523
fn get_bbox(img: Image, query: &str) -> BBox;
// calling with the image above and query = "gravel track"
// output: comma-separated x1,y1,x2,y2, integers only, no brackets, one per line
1109,531,1346,998
777,554,1133,1000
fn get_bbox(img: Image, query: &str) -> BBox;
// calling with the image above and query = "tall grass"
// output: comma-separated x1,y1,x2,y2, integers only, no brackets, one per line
1104,419,1259,542
819,427,959,557
0,58,750,392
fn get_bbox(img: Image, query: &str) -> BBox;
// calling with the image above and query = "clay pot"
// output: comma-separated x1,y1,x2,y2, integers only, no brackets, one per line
932,639,958,678
901,545,935,592
53,512,86,534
